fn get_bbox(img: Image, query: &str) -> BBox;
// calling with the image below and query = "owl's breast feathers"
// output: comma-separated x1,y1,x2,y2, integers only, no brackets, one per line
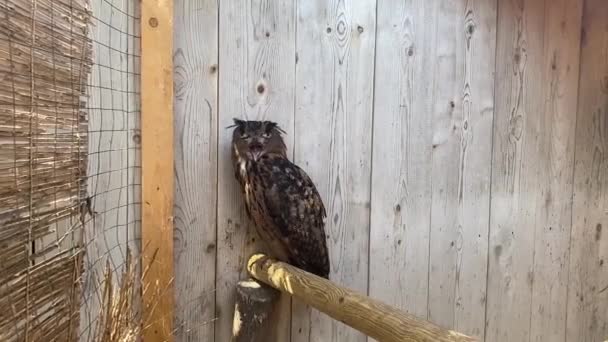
232,153,330,279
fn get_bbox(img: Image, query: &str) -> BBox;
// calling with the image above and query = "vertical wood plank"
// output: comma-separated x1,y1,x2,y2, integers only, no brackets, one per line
126,0,143,329
427,0,496,339
216,1,296,341
566,0,608,340
487,0,582,340
486,1,545,339
80,0,142,337
369,0,437,326
291,0,376,341
529,1,582,340
141,0,174,339
173,0,218,340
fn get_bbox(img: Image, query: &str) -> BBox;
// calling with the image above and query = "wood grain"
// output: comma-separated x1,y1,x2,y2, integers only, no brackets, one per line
529,1,583,340
173,0,218,340
426,0,496,339
486,0,582,341
248,254,476,342
216,1,296,341
141,0,174,339
486,1,545,339
485,1,545,340
292,0,376,341
165,0,608,340
369,0,436,324
566,0,608,340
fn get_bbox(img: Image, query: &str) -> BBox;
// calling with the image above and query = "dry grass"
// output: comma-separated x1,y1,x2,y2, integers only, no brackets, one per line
91,248,140,342
89,246,182,342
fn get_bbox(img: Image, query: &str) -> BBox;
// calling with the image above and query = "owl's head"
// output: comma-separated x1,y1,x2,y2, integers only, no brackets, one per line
230,118,287,162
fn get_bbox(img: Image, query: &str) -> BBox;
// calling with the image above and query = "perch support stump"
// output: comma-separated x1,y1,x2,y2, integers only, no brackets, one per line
247,253,476,342
231,279,280,342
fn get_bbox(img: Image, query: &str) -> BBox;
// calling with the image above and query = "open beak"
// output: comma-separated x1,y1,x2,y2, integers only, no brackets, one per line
248,146,263,161
250,151,262,161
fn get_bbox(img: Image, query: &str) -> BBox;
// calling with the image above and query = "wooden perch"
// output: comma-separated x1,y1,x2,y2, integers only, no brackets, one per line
231,278,280,342
247,254,476,342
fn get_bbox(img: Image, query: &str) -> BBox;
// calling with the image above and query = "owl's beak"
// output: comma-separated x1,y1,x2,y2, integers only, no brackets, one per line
249,150,262,161
248,143,264,161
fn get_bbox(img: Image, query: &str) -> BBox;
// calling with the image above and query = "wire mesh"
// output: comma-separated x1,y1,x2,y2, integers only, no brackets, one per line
79,0,141,339
0,0,141,339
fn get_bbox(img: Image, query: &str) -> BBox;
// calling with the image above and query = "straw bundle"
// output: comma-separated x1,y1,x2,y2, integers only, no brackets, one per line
0,0,92,277
0,250,83,341
0,0,92,339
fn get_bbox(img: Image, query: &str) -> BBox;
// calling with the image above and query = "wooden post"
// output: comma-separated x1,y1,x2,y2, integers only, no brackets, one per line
141,0,174,340
247,254,477,342
231,279,280,342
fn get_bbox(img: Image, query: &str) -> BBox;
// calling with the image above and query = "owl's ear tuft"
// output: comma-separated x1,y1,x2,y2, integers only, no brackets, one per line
265,121,286,134
226,118,246,129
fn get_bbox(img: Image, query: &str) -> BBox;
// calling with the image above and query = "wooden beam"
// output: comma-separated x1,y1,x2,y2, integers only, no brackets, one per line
141,0,174,340
247,254,476,342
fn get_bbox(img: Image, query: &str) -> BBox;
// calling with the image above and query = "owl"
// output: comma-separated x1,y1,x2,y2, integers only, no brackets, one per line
230,119,330,279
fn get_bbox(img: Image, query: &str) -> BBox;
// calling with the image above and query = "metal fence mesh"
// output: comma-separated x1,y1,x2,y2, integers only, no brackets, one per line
79,0,141,339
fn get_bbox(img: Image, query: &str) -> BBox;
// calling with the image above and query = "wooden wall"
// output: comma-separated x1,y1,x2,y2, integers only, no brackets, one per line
172,0,608,341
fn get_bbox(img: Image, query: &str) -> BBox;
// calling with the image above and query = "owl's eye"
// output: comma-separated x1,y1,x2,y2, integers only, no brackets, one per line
262,132,271,138
240,133,249,139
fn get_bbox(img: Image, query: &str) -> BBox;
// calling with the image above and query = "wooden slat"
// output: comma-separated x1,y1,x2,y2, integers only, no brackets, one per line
141,0,174,339
529,1,583,339
215,1,296,341
172,0,218,340
486,1,545,339
369,0,437,323
248,254,476,342
80,0,142,337
127,0,143,328
291,1,376,341
371,1,496,340
566,0,608,340
486,0,583,340
426,0,496,339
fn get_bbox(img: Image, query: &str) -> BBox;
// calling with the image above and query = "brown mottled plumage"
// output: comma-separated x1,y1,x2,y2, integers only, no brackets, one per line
230,119,330,279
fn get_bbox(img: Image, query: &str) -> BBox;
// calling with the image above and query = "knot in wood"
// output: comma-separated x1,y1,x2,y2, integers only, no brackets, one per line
337,21,346,35
148,17,158,28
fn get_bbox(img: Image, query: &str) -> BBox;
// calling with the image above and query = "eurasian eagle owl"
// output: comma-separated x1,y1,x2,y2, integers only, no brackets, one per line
230,119,330,279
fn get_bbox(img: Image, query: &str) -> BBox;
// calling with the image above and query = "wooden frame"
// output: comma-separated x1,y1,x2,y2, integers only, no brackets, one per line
141,0,174,340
